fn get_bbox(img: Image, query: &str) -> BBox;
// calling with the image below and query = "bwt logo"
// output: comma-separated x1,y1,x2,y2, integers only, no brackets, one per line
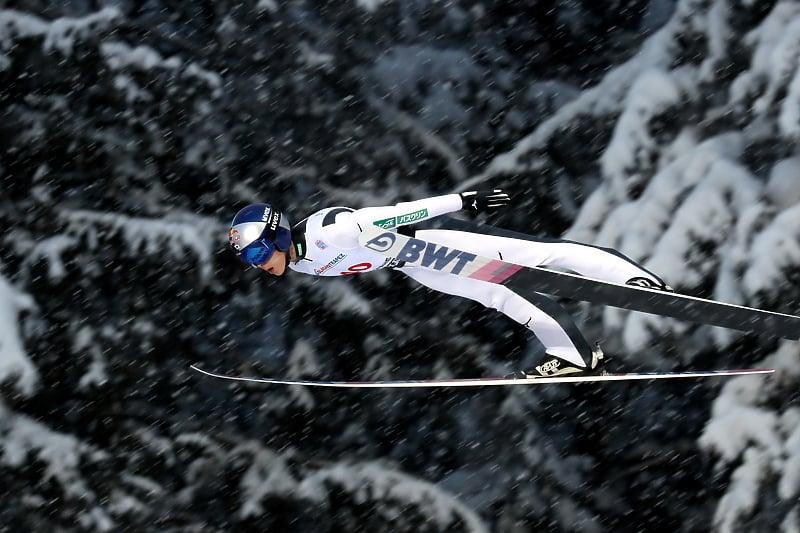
365,232,476,275
364,231,397,252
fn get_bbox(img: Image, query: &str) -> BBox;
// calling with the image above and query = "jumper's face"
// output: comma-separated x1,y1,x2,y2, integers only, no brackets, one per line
255,249,288,276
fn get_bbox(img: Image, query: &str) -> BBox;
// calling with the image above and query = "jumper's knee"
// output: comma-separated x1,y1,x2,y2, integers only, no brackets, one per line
489,290,535,326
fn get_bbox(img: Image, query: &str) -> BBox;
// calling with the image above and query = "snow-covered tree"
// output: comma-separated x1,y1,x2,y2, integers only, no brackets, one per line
1,0,799,531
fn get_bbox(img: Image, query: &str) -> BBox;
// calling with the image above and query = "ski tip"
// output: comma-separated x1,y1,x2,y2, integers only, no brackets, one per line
720,368,775,375
190,364,214,376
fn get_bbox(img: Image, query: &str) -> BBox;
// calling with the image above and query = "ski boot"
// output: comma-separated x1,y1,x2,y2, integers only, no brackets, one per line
508,344,605,379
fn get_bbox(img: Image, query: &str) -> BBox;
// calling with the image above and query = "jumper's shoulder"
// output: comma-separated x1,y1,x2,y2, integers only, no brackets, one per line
302,207,357,242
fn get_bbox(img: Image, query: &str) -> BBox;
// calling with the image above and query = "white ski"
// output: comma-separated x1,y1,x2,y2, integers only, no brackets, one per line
190,365,774,388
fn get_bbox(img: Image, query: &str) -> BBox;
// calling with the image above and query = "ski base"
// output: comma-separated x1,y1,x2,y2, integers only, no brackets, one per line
190,365,774,388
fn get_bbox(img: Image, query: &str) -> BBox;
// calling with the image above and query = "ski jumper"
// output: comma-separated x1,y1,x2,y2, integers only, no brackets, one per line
289,194,664,367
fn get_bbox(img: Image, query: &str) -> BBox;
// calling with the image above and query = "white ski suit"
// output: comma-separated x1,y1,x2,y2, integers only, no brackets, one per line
288,194,663,367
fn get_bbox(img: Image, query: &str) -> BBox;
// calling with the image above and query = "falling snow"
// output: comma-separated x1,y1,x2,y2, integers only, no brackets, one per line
1,0,799,531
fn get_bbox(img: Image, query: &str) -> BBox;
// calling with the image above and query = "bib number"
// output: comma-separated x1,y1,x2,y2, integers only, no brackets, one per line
340,263,372,275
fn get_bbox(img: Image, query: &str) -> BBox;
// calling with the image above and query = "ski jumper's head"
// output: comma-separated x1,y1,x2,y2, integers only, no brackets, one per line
229,204,293,273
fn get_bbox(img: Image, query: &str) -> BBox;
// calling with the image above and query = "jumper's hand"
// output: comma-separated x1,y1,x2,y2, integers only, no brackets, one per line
459,189,510,213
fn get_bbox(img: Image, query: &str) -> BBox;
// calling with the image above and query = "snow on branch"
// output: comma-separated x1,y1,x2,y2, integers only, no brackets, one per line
192,437,486,530
743,204,800,302
780,408,800,501
73,325,109,390
312,278,374,317
235,442,298,519
284,339,318,410
699,375,782,463
0,7,121,70
59,209,222,282
297,461,487,532
23,234,78,282
645,158,761,290
601,67,686,201
100,41,223,97
700,342,800,531
0,400,100,500
712,448,770,533
730,3,800,118
480,0,716,179
355,0,391,12
0,274,38,396
0,400,118,530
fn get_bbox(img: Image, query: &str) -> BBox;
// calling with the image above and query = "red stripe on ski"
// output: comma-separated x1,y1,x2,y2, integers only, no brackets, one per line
468,260,523,283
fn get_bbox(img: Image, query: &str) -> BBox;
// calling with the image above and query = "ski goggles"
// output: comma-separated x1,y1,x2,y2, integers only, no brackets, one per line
238,238,276,266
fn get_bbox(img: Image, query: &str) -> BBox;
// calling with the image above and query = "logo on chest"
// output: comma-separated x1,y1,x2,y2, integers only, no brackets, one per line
314,253,347,275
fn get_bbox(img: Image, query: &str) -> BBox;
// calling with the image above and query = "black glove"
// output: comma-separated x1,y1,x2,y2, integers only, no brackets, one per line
460,189,511,213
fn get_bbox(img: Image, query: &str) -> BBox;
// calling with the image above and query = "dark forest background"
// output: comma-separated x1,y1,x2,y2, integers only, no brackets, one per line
2,1,799,532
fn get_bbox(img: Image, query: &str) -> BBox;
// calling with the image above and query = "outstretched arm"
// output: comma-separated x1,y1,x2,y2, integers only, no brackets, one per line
352,190,511,230
320,190,510,248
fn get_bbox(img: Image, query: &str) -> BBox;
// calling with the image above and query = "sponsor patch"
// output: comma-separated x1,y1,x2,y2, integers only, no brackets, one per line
397,208,428,225
364,231,477,275
374,217,397,229
314,253,347,275
373,208,428,229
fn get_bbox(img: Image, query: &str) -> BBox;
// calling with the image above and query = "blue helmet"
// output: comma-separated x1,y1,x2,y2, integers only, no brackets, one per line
229,203,292,265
